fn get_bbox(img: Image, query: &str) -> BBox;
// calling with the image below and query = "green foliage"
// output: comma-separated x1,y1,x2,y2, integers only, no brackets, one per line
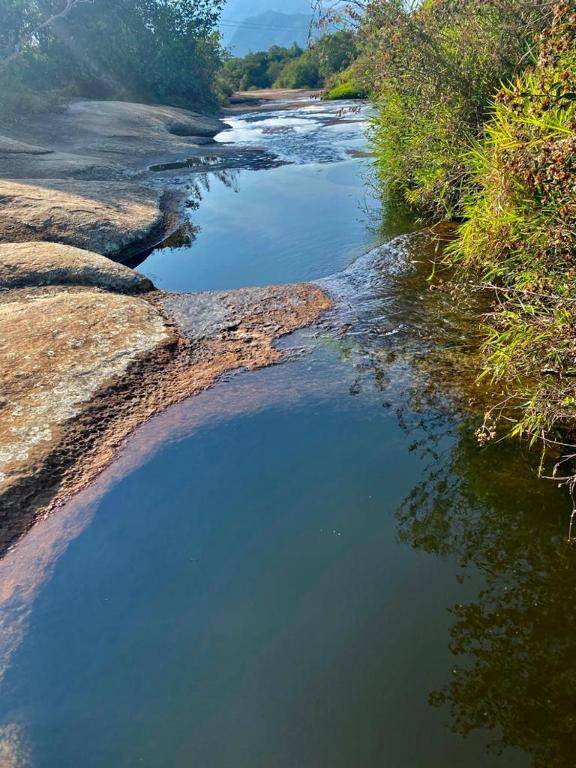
366,0,551,217
314,30,358,82
274,49,321,88
367,0,576,454
0,0,225,125
449,0,576,445
219,31,360,93
218,43,304,92
322,52,371,100
323,79,367,99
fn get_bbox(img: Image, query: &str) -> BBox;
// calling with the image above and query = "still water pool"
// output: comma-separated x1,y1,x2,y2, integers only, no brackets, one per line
0,98,574,768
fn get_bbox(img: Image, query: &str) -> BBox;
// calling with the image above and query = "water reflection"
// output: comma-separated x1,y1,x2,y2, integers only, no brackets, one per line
137,101,379,292
126,167,240,270
399,427,575,767
322,234,576,767
4,231,576,767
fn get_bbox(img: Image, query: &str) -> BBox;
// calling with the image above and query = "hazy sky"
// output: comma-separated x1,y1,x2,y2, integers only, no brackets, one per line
220,0,312,22
219,0,313,49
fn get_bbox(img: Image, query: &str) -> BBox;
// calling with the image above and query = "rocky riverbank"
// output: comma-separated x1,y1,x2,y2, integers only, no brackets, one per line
0,98,332,551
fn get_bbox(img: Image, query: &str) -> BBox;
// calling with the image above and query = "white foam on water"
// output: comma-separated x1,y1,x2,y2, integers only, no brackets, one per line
216,100,371,165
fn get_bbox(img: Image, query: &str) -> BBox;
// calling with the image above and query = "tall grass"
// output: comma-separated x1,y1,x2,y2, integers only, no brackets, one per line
449,0,576,447
365,0,550,218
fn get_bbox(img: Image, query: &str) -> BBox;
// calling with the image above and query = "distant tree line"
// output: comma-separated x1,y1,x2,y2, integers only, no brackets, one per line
0,0,225,124
218,30,361,93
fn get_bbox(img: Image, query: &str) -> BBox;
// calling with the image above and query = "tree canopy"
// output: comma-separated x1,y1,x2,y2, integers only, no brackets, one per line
0,0,225,123
219,30,359,93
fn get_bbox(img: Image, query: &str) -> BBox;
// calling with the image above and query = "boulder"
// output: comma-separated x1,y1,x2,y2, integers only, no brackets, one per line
0,179,178,259
0,285,169,533
0,242,153,292
0,101,227,175
0,137,52,155
67,100,224,141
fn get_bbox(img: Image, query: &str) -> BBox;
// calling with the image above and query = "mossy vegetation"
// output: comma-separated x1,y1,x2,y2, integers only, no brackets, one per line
322,57,369,100
323,80,365,99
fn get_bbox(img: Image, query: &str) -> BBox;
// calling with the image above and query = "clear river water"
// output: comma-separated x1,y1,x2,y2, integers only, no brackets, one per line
0,97,574,768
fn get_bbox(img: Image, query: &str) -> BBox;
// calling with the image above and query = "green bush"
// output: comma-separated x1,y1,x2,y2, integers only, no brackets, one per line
219,44,305,93
449,0,576,444
366,0,551,218
323,80,367,99
218,31,360,94
273,50,321,88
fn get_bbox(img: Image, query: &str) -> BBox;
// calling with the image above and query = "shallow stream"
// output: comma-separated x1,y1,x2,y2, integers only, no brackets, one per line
0,97,574,768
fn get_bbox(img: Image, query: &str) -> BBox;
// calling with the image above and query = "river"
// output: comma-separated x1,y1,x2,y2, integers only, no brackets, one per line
0,96,574,768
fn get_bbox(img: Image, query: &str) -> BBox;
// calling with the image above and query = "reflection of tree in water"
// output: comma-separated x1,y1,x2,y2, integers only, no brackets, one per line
175,167,241,247
331,230,576,767
398,426,576,768
128,168,240,268
390,251,576,767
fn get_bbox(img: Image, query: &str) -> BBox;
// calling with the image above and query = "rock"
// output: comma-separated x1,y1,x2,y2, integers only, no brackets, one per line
0,134,124,180
160,283,332,345
0,285,170,540
67,100,224,141
0,149,126,181
0,100,234,263
0,137,52,155
0,100,227,176
0,179,180,259
0,242,153,292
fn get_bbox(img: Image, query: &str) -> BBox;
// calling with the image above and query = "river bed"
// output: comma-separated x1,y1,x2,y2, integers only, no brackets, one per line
0,96,573,768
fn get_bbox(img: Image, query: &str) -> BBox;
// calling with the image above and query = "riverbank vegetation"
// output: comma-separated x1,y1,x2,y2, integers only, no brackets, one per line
354,0,576,464
218,30,363,94
0,0,225,126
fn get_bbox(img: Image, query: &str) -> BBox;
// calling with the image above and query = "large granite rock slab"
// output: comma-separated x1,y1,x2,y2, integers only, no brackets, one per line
0,100,227,176
0,285,170,539
0,179,178,258
0,242,153,292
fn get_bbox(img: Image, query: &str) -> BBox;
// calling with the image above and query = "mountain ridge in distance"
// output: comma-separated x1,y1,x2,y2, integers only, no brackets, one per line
225,10,313,55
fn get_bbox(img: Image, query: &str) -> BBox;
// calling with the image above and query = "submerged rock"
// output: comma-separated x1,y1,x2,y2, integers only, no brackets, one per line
0,242,153,292
0,279,331,551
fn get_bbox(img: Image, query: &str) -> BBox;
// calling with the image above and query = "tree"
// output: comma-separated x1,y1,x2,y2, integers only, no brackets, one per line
273,50,321,87
0,0,88,68
0,0,226,124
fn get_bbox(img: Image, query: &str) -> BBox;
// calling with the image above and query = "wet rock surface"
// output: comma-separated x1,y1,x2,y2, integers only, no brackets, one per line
0,242,153,292
162,284,328,344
